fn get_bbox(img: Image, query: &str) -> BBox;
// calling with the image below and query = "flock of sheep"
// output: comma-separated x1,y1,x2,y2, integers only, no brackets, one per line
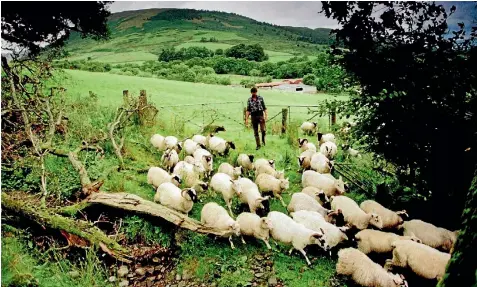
147,121,458,287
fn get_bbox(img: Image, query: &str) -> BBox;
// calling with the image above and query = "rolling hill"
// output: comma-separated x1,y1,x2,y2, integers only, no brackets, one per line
65,8,332,64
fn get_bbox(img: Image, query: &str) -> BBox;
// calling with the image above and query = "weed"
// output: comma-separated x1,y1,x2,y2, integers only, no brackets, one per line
121,215,173,247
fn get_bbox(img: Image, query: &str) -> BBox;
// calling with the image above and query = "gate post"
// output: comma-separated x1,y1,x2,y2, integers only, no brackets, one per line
281,108,288,134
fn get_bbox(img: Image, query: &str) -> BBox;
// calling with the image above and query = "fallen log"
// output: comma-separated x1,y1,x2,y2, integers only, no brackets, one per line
88,192,230,237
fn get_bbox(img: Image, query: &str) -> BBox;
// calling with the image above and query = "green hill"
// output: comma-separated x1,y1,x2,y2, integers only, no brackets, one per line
65,8,332,64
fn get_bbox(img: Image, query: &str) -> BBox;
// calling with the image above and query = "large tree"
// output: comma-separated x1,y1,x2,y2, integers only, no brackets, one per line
321,2,477,228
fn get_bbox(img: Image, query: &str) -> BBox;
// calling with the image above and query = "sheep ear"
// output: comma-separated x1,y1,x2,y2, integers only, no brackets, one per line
320,228,325,235
311,233,323,239
230,179,234,183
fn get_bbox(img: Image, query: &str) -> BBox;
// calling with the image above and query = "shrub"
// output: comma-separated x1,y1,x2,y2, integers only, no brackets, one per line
200,67,215,75
303,74,316,85
249,69,261,77
225,43,267,62
217,76,231,85
182,69,196,82
215,48,224,55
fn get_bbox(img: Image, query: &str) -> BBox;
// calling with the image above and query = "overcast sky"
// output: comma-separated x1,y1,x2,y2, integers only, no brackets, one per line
109,1,476,30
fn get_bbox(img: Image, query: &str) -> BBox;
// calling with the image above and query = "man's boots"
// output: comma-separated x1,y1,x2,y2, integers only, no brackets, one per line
255,134,261,150
261,131,266,146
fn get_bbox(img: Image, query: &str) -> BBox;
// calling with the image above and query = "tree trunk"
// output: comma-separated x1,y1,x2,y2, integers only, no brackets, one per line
437,169,477,287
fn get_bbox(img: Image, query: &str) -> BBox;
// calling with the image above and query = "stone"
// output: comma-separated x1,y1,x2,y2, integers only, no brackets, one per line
152,257,160,263
182,270,193,280
157,274,163,280
67,270,80,278
145,266,155,274
268,276,278,286
108,276,117,282
175,274,182,281
135,268,146,276
118,266,129,278
119,280,129,287
255,272,264,278
178,282,186,287
161,267,166,273
127,273,134,278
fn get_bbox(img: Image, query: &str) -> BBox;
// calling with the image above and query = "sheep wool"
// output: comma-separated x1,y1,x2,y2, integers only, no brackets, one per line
173,161,206,189
237,154,255,173
320,141,338,159
161,149,179,173
193,148,213,177
300,122,318,134
150,134,166,151
302,170,345,197
154,182,197,215
254,158,275,170
164,136,178,150
192,134,207,146
217,163,242,179
310,152,332,173
400,219,457,252
331,196,383,230
201,202,241,249
298,138,317,153
184,156,196,164
147,167,181,188
337,248,408,287
355,229,421,254
208,136,236,156
236,212,273,249
297,149,316,172
317,133,336,145
210,173,243,215
301,186,329,206
287,192,330,218
255,173,289,207
255,164,284,179
184,139,204,156
360,200,407,229
237,177,269,214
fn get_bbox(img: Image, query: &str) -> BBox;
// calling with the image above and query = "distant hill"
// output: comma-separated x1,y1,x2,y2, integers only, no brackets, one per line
64,8,332,64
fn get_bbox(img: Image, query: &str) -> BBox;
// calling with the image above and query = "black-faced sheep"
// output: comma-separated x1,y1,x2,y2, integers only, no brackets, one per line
154,182,197,215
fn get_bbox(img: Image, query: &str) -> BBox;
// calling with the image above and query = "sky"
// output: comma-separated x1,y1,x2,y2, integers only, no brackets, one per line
109,1,476,30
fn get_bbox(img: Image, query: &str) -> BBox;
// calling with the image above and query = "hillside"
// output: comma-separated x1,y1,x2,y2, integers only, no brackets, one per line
65,8,332,63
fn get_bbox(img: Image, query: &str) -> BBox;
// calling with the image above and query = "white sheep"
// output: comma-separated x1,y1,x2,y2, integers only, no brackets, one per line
287,192,330,218
201,202,241,249
317,133,336,145
302,170,346,197
237,177,270,214
320,141,338,159
337,248,408,287
301,186,329,206
342,144,361,158
300,122,318,135
172,161,208,192
192,134,207,146
161,149,179,172
267,211,329,265
154,182,197,215
208,136,236,156
184,139,206,156
255,173,289,207
254,158,275,170
217,163,243,179
385,240,451,281
331,196,383,230
237,154,255,174
164,136,181,151
355,229,421,254
147,167,182,188
298,138,317,153
150,134,166,151
184,155,195,164
290,210,349,249
210,173,243,215
310,152,333,173
297,149,315,172
236,212,273,249
255,164,285,179
399,219,458,252
193,148,213,177
360,200,408,229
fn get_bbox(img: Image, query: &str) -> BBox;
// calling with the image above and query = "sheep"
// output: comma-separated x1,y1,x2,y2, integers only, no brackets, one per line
331,196,383,230
300,122,318,135
317,133,336,145
200,202,241,249
192,134,207,146
237,154,255,174
150,134,166,151
342,144,361,158
193,148,213,177
301,186,329,206
255,173,289,207
254,158,275,170
210,173,243,215
184,139,206,156
355,229,422,254
255,164,284,179
310,152,333,173
337,248,408,287
287,192,330,218
298,138,317,153
399,219,458,252
385,240,451,281
267,211,329,265
236,212,273,249
154,182,197,215
320,141,338,159
161,149,179,172
302,170,346,197
217,163,243,179
184,155,195,164
164,136,181,152
237,177,270,214
208,136,236,156
147,167,181,188
360,200,408,229
172,161,208,192
290,210,349,249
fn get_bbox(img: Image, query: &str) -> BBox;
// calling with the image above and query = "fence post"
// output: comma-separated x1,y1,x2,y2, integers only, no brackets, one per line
281,108,288,134
139,90,147,125
243,107,247,127
331,107,337,126
123,90,129,106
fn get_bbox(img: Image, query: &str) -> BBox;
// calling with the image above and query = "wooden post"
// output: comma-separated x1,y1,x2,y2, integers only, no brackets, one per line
243,107,247,127
331,108,337,126
139,90,147,125
282,108,288,134
122,90,129,106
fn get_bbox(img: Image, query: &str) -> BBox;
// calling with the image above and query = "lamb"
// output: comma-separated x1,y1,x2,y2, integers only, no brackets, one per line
399,219,458,252
255,173,289,206
236,212,273,249
161,149,179,172
298,138,317,153
172,161,208,192
267,211,329,265
385,240,451,281
310,152,333,173
360,200,408,229
342,144,361,158
355,229,422,254
154,182,197,215
217,163,243,179
317,133,336,145
287,192,330,218
301,186,329,206
193,148,213,177
255,164,284,179
184,139,206,156
254,158,275,170
200,202,241,249
147,167,181,188
300,122,318,135
150,134,166,151
302,170,346,197
210,173,243,215
290,210,349,249
297,149,315,172
237,177,270,214
331,196,383,230
337,248,408,287
208,136,236,156
320,141,338,159
237,154,255,174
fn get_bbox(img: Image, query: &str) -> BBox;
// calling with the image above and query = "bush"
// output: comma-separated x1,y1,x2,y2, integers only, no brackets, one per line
249,69,261,77
225,43,268,62
215,48,224,55
182,69,196,82
303,74,316,85
217,76,231,85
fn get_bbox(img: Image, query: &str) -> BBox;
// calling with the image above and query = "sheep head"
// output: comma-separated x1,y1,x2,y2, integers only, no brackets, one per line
198,182,209,192
172,175,182,186
256,196,270,210
369,213,384,229
317,190,329,204
298,156,305,167
198,143,207,149
228,221,241,236
233,166,243,178
298,138,308,147
247,154,255,162
260,217,273,230
335,176,346,194
310,231,330,251
227,141,236,150
280,178,290,190
268,160,275,168
230,179,243,196
275,170,285,179
182,188,198,203
312,122,317,128
317,132,323,141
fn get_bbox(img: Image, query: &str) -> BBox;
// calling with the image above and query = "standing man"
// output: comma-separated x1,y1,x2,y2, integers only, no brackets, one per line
245,87,268,150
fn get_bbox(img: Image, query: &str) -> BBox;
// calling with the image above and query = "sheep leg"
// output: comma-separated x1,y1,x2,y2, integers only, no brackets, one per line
226,200,234,217
229,236,235,249
297,248,312,265
288,247,294,255
274,192,286,207
263,239,271,250
241,236,246,245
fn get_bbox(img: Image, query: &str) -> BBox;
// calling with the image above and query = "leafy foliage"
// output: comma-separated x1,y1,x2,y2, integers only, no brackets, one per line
225,43,269,61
